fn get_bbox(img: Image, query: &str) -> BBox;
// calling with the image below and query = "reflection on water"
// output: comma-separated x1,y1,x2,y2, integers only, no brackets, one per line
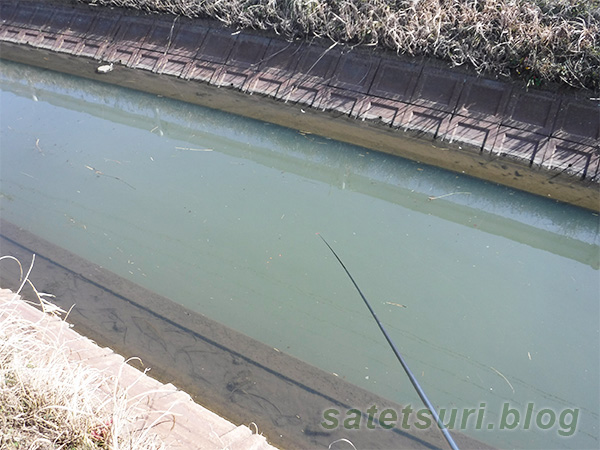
1,60,598,449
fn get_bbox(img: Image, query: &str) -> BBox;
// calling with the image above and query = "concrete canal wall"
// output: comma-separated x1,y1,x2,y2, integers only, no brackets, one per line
1,0,598,213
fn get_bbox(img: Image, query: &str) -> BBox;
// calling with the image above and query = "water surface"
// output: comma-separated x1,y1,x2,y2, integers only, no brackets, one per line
0,60,598,449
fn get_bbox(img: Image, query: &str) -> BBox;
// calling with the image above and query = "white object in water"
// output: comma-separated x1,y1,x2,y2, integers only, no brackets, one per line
96,63,114,74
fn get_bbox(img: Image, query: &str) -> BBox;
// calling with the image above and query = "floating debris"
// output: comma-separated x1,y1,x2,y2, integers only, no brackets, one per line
84,165,135,190
428,191,472,201
96,63,113,74
385,301,407,308
35,138,44,155
175,146,213,152
490,366,515,394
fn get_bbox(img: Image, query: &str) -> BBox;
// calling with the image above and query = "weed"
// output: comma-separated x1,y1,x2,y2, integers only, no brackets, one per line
0,255,167,450
82,0,599,90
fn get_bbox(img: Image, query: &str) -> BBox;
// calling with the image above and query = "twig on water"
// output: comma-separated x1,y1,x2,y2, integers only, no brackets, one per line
174,147,213,152
385,301,407,308
85,165,136,190
490,366,515,394
35,138,44,155
428,192,471,201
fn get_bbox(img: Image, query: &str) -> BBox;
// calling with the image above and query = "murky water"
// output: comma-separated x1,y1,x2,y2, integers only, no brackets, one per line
1,59,598,449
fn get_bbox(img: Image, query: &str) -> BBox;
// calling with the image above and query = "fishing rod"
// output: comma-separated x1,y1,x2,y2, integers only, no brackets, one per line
318,234,460,450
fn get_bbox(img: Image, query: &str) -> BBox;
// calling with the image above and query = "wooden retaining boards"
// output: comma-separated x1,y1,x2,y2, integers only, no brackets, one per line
1,0,598,212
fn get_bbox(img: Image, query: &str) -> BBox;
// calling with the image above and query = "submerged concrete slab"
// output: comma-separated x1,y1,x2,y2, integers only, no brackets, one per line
401,104,452,139
246,71,286,97
3,42,597,212
357,96,407,126
159,54,191,77
542,138,600,180
1,220,493,450
316,86,365,116
442,116,500,153
214,66,254,90
280,79,323,106
187,59,221,84
493,127,549,163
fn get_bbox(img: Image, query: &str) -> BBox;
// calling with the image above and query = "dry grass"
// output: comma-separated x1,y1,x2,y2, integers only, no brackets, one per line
0,255,168,450
81,0,600,90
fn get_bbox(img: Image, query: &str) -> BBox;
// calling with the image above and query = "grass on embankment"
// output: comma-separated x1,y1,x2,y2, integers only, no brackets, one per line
0,257,167,450
82,0,599,91
0,302,168,449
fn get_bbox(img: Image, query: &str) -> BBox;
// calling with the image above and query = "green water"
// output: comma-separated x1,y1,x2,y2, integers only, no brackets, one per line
0,60,598,449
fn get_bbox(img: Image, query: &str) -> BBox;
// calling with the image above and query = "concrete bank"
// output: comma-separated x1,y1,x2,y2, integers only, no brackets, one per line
1,0,598,211
0,288,278,450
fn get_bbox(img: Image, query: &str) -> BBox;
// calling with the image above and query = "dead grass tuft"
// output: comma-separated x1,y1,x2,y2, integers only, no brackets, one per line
0,255,167,450
81,0,600,90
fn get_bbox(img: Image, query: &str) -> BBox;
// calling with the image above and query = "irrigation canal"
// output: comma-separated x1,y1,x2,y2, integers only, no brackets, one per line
0,59,598,449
